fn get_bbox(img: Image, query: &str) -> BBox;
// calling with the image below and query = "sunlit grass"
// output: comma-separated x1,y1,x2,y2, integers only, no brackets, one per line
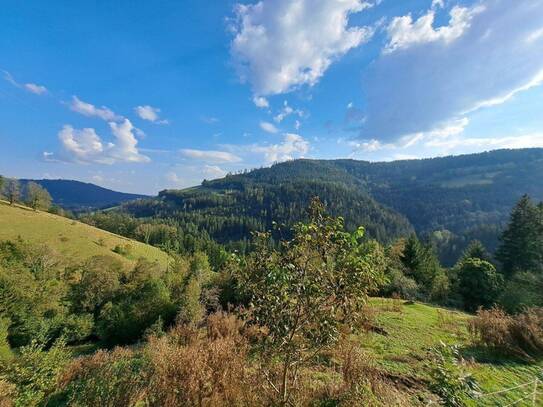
361,298,543,405
0,200,170,269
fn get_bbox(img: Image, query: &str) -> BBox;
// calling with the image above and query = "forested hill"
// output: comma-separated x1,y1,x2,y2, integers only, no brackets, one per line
122,148,543,261
20,179,148,211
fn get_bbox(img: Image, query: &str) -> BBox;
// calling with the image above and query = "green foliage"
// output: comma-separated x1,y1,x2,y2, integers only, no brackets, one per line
25,182,52,211
112,243,132,256
458,258,503,312
5,179,20,205
496,195,543,277
429,343,480,407
238,198,386,403
62,348,148,407
0,338,71,407
459,240,492,264
499,271,543,313
400,235,445,299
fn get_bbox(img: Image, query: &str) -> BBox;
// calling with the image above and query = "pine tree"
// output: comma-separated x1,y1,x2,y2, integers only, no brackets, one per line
459,240,491,264
496,195,543,277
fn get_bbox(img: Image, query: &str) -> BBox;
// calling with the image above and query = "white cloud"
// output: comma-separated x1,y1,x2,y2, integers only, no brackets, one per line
424,133,543,151
385,5,483,53
58,125,110,164
53,119,149,164
250,133,310,163
2,71,47,95
24,83,47,95
179,148,242,163
70,96,121,121
109,119,151,163
361,0,543,142
273,100,304,123
230,0,373,95
134,105,169,124
203,165,227,179
260,121,279,133
253,96,269,108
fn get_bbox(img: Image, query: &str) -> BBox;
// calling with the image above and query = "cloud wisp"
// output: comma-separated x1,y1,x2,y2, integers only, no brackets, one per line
69,96,121,122
3,70,48,95
134,105,169,124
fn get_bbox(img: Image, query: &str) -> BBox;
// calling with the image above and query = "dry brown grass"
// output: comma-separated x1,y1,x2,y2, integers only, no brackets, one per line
0,379,15,407
469,307,543,360
59,347,147,407
145,311,263,407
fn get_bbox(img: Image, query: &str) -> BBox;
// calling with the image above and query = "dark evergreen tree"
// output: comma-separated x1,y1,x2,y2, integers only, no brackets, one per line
459,240,491,264
400,235,442,294
495,195,543,277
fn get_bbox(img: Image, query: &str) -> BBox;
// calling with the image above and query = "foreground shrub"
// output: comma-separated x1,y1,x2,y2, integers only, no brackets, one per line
238,198,386,405
469,307,543,360
0,338,70,407
429,343,479,407
60,347,147,407
457,258,503,312
145,312,261,406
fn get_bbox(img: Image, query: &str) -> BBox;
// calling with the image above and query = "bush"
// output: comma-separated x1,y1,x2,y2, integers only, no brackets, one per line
382,268,420,301
145,312,261,406
60,347,148,407
469,307,543,360
458,258,503,312
112,244,132,256
499,272,543,313
0,338,71,407
429,343,479,407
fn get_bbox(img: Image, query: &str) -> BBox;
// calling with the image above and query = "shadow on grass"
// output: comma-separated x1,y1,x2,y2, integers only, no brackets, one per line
461,344,538,367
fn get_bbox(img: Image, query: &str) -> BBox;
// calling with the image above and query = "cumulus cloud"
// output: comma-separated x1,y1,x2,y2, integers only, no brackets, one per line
109,119,151,163
230,0,374,95
53,119,149,164
179,148,242,163
250,133,310,163
69,96,121,121
384,5,483,53
260,121,279,133
134,105,169,124
360,0,543,142
253,96,269,108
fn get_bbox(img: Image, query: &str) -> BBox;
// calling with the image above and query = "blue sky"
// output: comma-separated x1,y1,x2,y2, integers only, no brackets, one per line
1,0,543,194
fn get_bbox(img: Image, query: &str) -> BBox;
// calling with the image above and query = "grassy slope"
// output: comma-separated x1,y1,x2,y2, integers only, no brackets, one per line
0,200,169,268
363,299,543,406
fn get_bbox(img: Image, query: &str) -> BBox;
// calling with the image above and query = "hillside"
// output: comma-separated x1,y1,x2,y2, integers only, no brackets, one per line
20,179,148,211
122,148,543,262
0,200,169,268
362,298,543,405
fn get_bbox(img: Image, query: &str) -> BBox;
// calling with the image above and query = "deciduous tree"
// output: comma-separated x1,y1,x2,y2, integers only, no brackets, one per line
238,198,386,405
25,182,52,211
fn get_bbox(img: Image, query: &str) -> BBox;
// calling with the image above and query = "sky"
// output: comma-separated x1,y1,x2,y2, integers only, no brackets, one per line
1,0,543,194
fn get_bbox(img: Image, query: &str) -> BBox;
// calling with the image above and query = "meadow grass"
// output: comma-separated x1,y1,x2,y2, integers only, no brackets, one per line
0,200,170,269
361,298,543,405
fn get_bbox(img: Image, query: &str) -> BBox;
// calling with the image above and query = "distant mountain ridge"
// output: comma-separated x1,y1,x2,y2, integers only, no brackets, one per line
121,148,543,264
20,179,148,211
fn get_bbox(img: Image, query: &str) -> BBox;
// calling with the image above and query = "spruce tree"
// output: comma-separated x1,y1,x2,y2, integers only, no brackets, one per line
496,195,542,277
